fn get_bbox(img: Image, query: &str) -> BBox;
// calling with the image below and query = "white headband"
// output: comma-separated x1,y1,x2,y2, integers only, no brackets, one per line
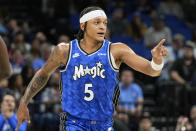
79,10,107,23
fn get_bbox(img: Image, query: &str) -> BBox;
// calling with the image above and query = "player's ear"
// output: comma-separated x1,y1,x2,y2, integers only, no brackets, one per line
80,23,85,31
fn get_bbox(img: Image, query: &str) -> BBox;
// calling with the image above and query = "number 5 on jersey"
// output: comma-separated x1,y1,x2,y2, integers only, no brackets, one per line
84,84,94,101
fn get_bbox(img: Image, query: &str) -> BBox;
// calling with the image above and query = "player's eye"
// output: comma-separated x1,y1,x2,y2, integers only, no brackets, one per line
94,21,99,25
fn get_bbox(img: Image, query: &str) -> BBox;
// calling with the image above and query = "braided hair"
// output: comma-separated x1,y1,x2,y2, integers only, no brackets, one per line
75,6,104,42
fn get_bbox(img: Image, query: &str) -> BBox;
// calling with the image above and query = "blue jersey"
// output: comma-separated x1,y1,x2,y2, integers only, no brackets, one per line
60,39,119,121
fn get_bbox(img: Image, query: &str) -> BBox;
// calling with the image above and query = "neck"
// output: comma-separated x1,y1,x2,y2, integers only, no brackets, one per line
82,35,102,48
80,36,103,54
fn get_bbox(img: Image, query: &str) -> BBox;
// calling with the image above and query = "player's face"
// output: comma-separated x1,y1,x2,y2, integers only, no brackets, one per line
85,17,107,42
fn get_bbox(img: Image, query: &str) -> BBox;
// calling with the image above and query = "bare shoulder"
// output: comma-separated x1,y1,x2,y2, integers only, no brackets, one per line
110,42,135,55
56,42,70,55
52,42,70,64
110,42,127,48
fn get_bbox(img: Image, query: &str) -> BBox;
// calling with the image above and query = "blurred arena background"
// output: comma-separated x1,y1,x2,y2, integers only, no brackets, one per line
0,0,196,130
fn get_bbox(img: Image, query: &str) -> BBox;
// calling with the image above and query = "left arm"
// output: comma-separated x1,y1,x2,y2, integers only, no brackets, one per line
111,39,168,77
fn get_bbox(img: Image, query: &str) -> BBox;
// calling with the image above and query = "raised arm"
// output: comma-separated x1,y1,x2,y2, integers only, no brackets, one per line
111,39,168,77
16,43,69,130
0,36,12,80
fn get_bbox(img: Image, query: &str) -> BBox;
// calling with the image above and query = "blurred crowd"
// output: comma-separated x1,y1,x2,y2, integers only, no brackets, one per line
0,0,196,130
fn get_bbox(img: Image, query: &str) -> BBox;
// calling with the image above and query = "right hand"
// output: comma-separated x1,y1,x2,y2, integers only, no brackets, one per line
16,102,31,130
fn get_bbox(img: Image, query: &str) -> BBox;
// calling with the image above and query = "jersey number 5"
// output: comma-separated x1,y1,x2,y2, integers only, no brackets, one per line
84,84,94,101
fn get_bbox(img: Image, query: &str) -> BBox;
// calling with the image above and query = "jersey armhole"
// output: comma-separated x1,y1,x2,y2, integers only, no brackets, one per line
108,43,119,72
60,41,72,72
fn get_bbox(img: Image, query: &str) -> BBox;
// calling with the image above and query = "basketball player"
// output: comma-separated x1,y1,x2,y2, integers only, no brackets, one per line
16,6,168,131
0,36,12,80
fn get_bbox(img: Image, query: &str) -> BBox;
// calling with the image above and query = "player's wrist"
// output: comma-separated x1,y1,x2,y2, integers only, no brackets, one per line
151,58,164,71
20,98,29,106
152,57,163,64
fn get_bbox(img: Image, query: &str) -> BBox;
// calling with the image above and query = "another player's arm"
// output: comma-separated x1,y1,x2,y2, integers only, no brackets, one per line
111,39,168,77
0,36,12,80
16,44,69,130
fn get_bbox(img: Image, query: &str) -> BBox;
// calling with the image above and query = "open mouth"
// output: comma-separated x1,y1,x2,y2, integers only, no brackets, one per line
97,32,105,37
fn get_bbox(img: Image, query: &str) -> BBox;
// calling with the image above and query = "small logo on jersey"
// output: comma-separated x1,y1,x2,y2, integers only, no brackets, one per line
73,53,80,58
98,53,106,56
108,127,112,131
73,61,105,80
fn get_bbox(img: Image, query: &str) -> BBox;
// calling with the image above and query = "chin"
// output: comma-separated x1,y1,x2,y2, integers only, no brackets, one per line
95,37,104,43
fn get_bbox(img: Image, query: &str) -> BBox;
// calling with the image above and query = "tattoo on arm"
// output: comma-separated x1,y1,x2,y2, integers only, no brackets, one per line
21,70,49,105
20,45,66,105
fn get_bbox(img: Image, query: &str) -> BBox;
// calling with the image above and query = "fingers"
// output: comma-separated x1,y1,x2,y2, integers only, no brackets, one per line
27,113,31,123
151,44,168,59
16,120,22,131
157,39,166,48
16,117,30,130
152,39,166,56
161,46,168,56
16,114,28,130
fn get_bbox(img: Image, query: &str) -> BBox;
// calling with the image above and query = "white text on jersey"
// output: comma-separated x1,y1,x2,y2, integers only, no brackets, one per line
73,61,105,80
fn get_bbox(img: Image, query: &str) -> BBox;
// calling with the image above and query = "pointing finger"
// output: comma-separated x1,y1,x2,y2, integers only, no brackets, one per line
157,39,166,48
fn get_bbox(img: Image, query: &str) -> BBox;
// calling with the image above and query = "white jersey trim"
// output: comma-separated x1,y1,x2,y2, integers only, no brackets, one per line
108,42,119,72
76,39,105,56
60,41,72,72
110,53,119,70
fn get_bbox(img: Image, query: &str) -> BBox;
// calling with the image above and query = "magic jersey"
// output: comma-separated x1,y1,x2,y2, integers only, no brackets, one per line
60,39,119,121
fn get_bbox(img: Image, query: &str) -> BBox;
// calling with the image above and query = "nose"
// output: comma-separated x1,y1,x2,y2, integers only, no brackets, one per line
99,22,106,30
